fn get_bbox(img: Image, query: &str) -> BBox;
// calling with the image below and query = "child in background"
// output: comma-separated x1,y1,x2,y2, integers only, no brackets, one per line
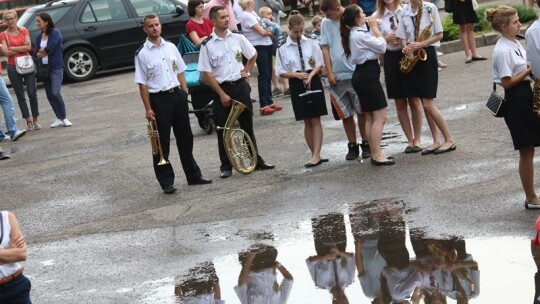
310,15,323,41
259,6,282,48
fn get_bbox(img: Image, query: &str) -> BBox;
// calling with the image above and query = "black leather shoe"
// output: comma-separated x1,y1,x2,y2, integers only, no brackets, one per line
256,162,275,170
370,157,395,166
220,170,232,178
188,177,213,185
163,185,177,194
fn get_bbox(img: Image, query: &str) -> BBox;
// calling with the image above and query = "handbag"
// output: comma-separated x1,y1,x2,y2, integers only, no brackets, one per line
34,59,49,80
444,0,453,13
15,55,35,75
486,83,506,117
177,34,198,57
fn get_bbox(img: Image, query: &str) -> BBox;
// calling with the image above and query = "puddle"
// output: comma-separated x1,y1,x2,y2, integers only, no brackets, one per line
135,199,537,303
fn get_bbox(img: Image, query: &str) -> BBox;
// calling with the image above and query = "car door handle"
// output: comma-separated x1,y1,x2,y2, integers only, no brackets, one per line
83,26,97,32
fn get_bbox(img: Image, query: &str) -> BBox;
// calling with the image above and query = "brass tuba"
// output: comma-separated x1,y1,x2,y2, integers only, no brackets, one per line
147,119,169,166
217,100,257,174
399,6,433,73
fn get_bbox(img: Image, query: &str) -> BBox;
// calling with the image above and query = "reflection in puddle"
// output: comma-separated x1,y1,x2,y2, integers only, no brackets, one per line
141,199,535,303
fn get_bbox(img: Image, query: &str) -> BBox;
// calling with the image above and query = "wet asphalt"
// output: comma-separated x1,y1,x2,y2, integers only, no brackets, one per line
2,7,540,303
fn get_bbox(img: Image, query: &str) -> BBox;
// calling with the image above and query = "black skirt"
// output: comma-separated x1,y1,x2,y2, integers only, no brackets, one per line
452,0,479,25
402,46,438,99
503,81,540,150
352,60,387,112
290,74,328,121
384,50,407,99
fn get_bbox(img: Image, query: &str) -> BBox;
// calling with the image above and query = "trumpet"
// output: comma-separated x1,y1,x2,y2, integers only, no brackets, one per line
147,119,169,166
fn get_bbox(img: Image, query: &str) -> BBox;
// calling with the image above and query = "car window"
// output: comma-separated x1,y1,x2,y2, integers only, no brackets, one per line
19,6,72,31
130,0,177,16
81,0,129,23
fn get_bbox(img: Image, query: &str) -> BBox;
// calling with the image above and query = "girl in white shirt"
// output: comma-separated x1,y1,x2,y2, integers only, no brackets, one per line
340,4,394,166
275,13,328,168
396,0,456,156
487,6,540,209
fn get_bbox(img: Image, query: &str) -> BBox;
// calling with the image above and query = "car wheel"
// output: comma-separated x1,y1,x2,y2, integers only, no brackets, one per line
64,47,97,82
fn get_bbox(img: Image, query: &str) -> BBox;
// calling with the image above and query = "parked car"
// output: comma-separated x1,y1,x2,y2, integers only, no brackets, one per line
18,0,189,82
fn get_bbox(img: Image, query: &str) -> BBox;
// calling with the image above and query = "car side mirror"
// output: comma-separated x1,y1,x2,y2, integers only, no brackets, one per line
175,6,185,15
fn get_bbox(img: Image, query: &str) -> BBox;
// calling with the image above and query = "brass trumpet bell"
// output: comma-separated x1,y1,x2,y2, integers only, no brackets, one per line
147,119,169,166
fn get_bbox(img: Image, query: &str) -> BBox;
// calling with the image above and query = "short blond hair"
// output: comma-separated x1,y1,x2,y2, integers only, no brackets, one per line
259,6,272,17
311,15,322,26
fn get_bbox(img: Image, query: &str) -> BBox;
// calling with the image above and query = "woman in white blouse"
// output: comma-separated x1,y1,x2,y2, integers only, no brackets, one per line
275,13,328,168
396,0,456,156
340,4,394,166
374,0,423,154
487,6,540,209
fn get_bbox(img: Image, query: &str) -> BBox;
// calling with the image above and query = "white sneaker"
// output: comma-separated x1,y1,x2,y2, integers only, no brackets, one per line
279,10,287,18
50,119,63,128
63,118,72,127
436,51,444,57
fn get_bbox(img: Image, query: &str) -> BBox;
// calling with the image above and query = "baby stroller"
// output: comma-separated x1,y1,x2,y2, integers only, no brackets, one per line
179,35,214,135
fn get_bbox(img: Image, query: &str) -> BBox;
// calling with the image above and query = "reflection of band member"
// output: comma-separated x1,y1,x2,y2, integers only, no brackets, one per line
198,6,275,179
235,244,293,303
378,207,423,303
175,261,224,303
306,213,355,300
410,230,479,302
135,14,211,194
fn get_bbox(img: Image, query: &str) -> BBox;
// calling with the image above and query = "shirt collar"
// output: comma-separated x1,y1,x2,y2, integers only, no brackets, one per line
211,29,233,40
144,37,165,49
383,5,402,17
285,34,308,46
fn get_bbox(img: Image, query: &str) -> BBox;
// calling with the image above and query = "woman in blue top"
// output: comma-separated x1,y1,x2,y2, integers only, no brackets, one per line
33,12,72,128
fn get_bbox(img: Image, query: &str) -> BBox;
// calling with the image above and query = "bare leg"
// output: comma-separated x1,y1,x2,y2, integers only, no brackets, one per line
369,108,390,161
395,98,414,146
422,98,454,150
343,116,357,143
305,117,323,164
465,24,480,58
459,24,472,60
519,146,540,204
304,119,314,154
357,112,368,142
408,97,423,147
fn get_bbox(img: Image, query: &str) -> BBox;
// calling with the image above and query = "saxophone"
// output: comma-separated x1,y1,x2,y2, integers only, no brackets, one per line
534,78,540,116
399,6,433,73
216,100,257,174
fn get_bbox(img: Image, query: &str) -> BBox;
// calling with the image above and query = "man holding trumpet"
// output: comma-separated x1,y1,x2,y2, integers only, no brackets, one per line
135,13,212,194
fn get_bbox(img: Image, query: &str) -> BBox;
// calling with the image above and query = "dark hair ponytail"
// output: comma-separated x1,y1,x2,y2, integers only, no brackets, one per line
340,4,360,58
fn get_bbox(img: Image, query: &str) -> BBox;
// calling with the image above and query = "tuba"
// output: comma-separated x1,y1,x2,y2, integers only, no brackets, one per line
217,100,257,174
399,6,433,73
147,119,169,166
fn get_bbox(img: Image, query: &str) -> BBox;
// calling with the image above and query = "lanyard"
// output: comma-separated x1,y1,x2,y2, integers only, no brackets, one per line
297,37,306,72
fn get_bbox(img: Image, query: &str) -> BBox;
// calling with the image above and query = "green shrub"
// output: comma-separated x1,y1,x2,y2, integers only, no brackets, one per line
442,4,536,42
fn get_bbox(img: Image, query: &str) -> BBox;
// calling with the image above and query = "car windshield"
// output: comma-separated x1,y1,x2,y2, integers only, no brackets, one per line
18,6,73,31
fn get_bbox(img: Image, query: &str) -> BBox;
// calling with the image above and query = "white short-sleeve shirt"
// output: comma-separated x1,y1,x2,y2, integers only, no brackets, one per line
234,268,293,304
396,2,443,48
373,6,404,52
305,255,356,289
198,30,257,83
349,25,386,65
240,11,272,46
526,20,540,78
275,35,324,76
492,36,531,84
134,38,186,93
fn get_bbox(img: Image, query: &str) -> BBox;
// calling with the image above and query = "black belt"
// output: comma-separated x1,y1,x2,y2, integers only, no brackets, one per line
149,87,179,96
220,78,244,86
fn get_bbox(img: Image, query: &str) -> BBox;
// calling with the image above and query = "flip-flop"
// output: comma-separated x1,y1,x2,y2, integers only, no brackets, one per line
472,56,487,61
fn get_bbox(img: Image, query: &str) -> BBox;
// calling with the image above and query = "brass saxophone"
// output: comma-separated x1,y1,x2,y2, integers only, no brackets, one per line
399,6,433,73
217,100,257,174
147,119,169,166
533,78,540,116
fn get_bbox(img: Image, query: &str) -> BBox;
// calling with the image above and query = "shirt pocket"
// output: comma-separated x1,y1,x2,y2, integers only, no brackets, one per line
146,63,162,80
168,56,179,72
210,51,224,69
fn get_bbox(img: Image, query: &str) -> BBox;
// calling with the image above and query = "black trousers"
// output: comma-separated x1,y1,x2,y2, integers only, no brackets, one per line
212,79,264,171
149,89,202,189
